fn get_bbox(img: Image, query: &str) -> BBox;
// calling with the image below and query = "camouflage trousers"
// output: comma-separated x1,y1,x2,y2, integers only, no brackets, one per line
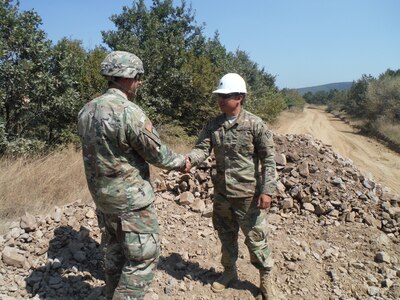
98,204,160,300
212,193,273,271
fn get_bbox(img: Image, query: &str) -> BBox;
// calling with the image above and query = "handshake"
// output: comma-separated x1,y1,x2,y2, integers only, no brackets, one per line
180,156,192,173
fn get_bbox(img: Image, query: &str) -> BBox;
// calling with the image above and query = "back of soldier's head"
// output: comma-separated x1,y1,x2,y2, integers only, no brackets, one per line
100,51,144,80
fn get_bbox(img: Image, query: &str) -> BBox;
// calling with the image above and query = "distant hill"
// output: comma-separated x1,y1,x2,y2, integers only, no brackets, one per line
297,82,353,95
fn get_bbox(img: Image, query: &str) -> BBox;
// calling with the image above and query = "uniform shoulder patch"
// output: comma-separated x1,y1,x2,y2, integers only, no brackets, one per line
265,129,273,139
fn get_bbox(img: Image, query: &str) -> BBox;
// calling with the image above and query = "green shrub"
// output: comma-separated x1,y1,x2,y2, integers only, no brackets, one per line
157,123,196,148
247,90,287,123
4,138,47,157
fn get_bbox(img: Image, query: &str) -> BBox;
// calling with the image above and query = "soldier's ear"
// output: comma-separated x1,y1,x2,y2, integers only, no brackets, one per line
237,94,244,105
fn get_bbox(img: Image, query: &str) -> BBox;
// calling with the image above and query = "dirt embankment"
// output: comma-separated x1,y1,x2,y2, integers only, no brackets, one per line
272,106,400,195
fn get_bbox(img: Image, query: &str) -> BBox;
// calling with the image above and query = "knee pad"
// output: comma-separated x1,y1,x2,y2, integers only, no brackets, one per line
123,232,159,262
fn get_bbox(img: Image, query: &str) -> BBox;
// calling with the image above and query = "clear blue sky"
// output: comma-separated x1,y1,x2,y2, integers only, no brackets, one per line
18,0,400,89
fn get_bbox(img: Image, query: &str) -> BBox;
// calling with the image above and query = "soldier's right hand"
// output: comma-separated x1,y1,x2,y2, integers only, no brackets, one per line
181,156,192,173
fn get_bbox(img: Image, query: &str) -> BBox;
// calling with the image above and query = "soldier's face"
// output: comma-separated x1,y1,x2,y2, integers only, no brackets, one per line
121,77,143,100
217,94,242,115
127,78,143,95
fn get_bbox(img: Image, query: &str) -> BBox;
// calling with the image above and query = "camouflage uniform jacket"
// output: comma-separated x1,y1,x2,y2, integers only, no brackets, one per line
189,109,276,198
78,88,185,215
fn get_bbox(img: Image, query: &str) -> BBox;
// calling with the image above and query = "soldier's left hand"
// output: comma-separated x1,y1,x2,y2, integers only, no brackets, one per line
257,194,272,209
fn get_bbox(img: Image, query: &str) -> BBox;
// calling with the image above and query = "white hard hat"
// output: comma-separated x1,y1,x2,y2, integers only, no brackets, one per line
213,73,247,94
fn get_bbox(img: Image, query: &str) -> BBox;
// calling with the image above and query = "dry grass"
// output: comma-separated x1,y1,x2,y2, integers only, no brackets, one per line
150,133,194,182
0,147,91,233
376,121,400,145
0,135,193,234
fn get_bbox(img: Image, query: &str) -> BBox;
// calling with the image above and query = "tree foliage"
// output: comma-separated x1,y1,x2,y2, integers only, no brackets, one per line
1,0,286,155
345,74,374,117
304,69,400,136
365,73,400,122
0,0,53,141
102,0,205,127
317,69,400,146
326,90,348,112
80,46,108,102
303,89,337,105
102,0,281,134
247,90,287,122
281,89,305,110
326,70,400,122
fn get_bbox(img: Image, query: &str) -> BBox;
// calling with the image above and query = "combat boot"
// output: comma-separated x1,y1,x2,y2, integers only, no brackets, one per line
211,266,238,293
256,269,276,300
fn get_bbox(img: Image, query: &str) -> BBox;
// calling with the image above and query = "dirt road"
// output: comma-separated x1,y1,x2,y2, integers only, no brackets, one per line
272,106,400,195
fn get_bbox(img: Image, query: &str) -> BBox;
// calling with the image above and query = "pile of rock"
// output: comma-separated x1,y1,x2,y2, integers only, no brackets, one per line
155,133,400,237
0,202,104,299
0,133,399,299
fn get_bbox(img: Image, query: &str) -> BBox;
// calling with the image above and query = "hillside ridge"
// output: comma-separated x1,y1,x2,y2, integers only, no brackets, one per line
297,82,352,95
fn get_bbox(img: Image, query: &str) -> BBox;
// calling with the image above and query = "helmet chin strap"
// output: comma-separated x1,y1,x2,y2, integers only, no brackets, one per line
109,77,138,100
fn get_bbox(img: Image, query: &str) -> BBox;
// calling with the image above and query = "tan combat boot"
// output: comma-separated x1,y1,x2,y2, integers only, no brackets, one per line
211,266,238,293
256,269,276,300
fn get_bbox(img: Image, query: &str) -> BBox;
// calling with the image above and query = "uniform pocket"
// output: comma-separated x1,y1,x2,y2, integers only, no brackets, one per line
211,130,222,146
236,128,254,157
123,232,160,262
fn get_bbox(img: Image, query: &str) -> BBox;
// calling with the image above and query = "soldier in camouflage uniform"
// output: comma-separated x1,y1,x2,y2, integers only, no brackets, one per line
187,73,277,299
78,51,188,300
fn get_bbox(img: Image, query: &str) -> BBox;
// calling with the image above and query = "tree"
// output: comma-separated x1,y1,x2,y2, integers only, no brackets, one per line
345,74,374,117
281,89,305,110
102,0,205,126
0,1,108,154
102,0,282,131
1,0,285,155
302,92,314,103
42,38,86,144
365,73,400,122
0,0,53,141
247,89,286,122
228,50,276,96
180,52,220,132
379,68,400,79
203,32,230,75
327,90,348,112
80,46,108,102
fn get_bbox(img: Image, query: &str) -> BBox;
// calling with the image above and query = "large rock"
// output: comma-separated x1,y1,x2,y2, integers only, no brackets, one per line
298,160,310,177
2,246,28,268
281,198,294,209
375,251,391,263
179,191,195,205
190,199,205,213
275,153,287,166
20,212,37,232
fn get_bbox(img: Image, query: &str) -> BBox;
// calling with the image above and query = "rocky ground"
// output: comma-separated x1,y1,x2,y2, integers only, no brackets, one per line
1,134,399,300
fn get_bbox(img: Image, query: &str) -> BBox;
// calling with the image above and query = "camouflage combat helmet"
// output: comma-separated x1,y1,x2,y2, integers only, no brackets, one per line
100,51,144,78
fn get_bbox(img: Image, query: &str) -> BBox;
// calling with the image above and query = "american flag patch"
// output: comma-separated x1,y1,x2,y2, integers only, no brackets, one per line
265,129,272,139
145,119,153,132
